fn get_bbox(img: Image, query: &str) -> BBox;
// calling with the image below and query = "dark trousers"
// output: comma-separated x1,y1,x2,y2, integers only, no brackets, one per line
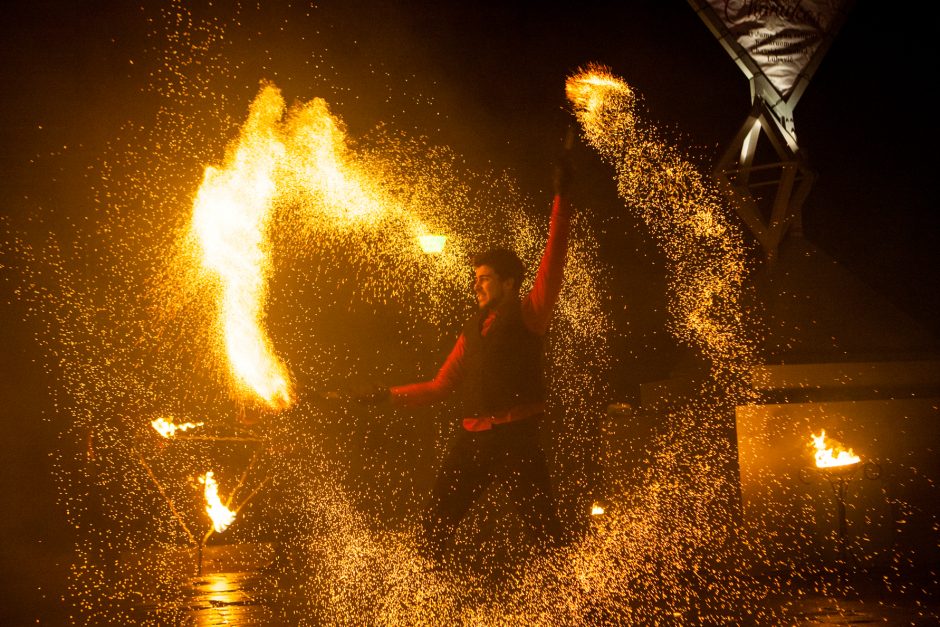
422,415,563,562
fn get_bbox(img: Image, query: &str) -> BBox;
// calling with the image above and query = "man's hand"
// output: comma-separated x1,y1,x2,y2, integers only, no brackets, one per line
553,154,573,197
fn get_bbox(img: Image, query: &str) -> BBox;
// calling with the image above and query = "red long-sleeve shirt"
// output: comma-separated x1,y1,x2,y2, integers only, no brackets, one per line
391,194,571,430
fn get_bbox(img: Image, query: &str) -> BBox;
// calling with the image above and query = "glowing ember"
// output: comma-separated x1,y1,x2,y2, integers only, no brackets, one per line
811,430,861,468
591,503,606,516
150,417,204,438
418,234,447,254
198,471,236,533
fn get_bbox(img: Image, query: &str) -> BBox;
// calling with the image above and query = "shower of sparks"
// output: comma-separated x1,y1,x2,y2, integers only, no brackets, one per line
191,87,293,410
3,22,768,619
3,35,761,623
566,64,755,374
560,63,769,620
811,430,860,468
9,2,612,617
198,471,236,533
151,417,204,438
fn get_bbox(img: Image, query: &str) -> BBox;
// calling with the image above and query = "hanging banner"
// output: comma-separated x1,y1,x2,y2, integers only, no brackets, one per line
700,0,851,98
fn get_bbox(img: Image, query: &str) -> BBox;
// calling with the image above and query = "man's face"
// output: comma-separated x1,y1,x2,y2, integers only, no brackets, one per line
473,265,515,310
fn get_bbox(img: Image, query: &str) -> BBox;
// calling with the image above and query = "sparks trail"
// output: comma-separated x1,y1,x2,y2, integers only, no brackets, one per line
559,64,772,620
566,64,759,385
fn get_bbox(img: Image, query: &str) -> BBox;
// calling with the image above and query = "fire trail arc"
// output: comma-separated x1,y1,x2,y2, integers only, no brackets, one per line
189,84,461,409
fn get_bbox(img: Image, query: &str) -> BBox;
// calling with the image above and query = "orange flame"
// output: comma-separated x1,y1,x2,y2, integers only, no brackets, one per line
191,84,461,409
811,430,860,468
151,417,204,438
199,471,235,532
191,86,292,410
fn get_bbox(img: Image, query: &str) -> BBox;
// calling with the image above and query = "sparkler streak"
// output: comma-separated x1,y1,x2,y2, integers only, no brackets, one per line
559,64,769,619
192,86,291,410
566,65,756,375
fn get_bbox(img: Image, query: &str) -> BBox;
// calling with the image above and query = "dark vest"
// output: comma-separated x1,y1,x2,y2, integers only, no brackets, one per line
461,302,546,416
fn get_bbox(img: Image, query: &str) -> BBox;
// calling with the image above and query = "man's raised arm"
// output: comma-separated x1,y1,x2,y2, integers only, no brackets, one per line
522,156,573,335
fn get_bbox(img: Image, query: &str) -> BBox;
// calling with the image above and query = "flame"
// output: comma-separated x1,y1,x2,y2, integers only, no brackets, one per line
418,234,447,254
811,430,861,468
191,84,458,409
591,503,606,516
199,471,236,533
191,86,292,409
151,417,204,438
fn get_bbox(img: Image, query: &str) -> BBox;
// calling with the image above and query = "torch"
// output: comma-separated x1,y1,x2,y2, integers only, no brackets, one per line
799,429,880,587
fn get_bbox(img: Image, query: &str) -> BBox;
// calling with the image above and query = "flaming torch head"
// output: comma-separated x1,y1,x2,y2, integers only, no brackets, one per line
565,64,632,119
418,234,447,254
565,64,635,151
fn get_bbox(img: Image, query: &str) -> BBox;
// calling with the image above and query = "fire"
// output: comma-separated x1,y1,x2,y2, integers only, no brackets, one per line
190,84,461,409
811,430,861,468
151,417,204,438
191,86,292,410
198,471,236,533
591,503,606,516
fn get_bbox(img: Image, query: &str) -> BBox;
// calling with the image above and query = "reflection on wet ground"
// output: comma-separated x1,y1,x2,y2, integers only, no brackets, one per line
119,543,297,626
5,542,939,625
129,545,940,626
184,572,276,626
132,571,275,627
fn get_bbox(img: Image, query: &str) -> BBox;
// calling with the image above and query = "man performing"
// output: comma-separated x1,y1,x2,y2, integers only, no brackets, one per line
364,151,573,565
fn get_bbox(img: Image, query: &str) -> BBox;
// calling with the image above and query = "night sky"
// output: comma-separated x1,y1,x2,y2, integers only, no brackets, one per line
3,1,935,325
1,0,936,603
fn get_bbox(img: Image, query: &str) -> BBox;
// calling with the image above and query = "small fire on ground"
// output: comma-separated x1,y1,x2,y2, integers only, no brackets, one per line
199,471,236,533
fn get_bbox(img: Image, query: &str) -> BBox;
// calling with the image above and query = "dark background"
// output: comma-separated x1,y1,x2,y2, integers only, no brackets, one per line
1,0,935,616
